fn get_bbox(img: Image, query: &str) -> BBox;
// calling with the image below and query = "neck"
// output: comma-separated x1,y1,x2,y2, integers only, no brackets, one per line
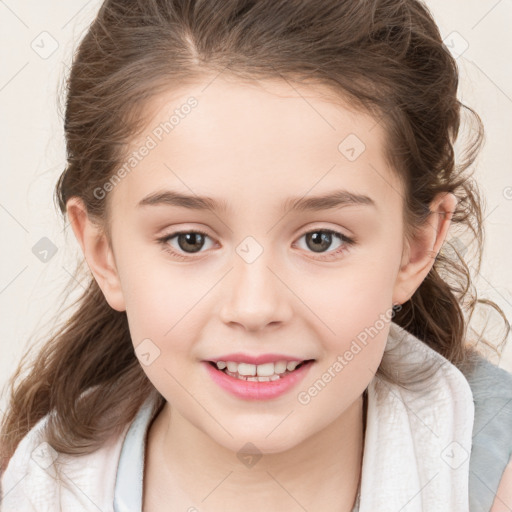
144,393,366,512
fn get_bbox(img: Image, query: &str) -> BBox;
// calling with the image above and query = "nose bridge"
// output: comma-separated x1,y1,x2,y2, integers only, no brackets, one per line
219,236,291,330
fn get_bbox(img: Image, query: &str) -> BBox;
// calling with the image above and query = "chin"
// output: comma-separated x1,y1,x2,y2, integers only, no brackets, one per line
209,426,305,456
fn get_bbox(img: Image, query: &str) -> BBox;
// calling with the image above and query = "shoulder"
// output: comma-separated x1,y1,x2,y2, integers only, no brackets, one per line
462,353,512,446
0,411,130,512
490,456,512,512
463,352,512,399
460,352,512,511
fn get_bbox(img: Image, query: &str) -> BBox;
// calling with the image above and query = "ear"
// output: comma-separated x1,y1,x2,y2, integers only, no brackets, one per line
392,192,458,306
66,196,126,312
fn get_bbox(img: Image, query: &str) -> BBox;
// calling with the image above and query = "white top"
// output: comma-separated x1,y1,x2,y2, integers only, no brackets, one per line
0,322,475,511
113,392,156,511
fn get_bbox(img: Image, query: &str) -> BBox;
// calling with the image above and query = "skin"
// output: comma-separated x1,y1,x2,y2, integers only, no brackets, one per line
67,75,458,512
491,457,512,511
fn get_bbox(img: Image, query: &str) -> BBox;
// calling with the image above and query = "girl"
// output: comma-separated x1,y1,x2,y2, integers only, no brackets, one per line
1,1,511,511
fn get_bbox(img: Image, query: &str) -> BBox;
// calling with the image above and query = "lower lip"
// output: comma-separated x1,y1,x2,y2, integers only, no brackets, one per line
203,360,315,400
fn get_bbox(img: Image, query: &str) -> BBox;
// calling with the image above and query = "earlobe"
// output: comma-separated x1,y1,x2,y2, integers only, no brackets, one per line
66,197,126,312
392,192,458,306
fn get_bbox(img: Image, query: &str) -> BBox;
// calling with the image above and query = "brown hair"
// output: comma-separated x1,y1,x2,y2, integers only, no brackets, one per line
1,0,509,471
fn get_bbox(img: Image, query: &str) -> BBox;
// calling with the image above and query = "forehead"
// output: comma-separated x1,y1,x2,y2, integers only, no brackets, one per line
110,75,403,216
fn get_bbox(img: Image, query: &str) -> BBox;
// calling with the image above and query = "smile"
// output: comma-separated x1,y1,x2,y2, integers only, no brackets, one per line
211,360,312,381
203,359,316,400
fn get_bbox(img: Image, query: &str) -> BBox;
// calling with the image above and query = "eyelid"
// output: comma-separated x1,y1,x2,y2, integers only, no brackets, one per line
157,220,353,239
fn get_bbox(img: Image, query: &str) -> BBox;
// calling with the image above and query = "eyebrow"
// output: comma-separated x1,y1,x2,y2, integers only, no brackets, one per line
137,188,377,213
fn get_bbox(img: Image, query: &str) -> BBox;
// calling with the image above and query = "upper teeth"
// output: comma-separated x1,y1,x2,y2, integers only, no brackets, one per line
215,360,302,376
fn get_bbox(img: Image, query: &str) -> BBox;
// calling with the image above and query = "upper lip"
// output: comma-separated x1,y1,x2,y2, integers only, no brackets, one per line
205,353,314,365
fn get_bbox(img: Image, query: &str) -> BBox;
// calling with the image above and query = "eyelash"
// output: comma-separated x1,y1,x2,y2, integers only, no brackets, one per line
157,228,356,262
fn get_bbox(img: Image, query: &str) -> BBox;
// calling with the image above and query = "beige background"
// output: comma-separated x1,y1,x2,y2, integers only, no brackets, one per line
1,0,511,414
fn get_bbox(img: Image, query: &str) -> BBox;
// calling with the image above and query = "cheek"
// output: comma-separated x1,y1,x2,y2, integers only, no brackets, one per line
119,261,212,389
120,267,201,402
117,251,200,337
294,321,390,440
296,275,393,413
300,258,398,331
298,262,396,386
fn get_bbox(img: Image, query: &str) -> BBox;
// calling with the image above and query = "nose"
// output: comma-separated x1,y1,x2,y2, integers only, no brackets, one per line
218,250,293,332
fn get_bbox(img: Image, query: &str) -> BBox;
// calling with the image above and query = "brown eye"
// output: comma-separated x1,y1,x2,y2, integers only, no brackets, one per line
305,231,334,253
294,229,356,261
158,229,214,259
175,232,206,253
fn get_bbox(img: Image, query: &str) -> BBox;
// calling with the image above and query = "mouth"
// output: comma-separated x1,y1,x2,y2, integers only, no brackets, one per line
203,358,316,400
206,359,316,382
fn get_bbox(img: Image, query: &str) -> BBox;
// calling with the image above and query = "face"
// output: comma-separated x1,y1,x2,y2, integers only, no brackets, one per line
75,75,427,454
